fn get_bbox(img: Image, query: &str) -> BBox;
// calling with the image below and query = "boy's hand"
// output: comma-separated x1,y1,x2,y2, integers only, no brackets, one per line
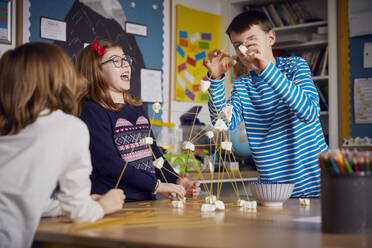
177,173,201,199
203,49,237,80
158,182,186,200
240,42,270,73
97,189,125,215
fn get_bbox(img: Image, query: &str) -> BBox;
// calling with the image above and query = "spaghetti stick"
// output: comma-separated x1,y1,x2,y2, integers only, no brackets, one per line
115,133,141,188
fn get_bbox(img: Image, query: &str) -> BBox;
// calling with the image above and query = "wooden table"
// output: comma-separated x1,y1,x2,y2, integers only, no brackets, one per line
34,198,372,248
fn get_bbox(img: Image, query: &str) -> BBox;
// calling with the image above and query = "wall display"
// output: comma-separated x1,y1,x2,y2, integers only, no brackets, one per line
339,0,372,148
0,0,11,44
175,4,221,103
23,0,166,101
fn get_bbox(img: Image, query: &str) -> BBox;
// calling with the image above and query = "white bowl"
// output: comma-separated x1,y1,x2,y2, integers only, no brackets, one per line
248,181,294,207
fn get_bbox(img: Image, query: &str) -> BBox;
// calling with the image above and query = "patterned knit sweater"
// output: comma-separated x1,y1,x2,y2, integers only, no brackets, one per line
80,100,178,202
208,57,328,197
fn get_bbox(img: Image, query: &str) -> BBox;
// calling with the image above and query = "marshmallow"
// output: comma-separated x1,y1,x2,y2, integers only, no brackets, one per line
205,195,217,204
153,157,164,169
238,200,257,209
200,79,211,92
243,201,257,209
140,137,154,145
206,130,214,139
221,141,232,151
213,119,228,132
152,102,162,113
239,44,248,55
182,141,195,152
215,200,225,211
222,105,233,123
299,198,310,207
201,204,216,212
171,200,184,208
237,199,245,207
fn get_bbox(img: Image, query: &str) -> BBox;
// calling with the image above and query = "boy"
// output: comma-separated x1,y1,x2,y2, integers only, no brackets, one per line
204,10,328,197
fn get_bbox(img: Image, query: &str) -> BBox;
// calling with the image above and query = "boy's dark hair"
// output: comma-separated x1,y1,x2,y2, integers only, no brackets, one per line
226,10,273,36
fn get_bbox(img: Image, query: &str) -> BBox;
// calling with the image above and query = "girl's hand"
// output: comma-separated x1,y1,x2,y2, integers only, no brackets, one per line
158,182,186,200
97,189,125,215
177,173,201,199
203,49,237,80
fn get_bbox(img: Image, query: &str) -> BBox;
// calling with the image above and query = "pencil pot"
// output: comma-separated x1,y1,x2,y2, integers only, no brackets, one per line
321,172,372,233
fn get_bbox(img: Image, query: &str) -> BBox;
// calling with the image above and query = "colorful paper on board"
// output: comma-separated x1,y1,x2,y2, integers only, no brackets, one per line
185,88,195,100
201,33,212,40
195,51,206,61
190,32,200,43
187,56,196,67
199,41,209,49
177,45,185,58
177,76,186,89
175,5,221,103
184,71,195,83
179,30,188,39
178,62,187,72
180,38,188,47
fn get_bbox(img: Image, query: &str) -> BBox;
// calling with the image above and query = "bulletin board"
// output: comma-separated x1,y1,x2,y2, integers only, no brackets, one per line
175,5,221,103
18,0,168,117
339,0,372,149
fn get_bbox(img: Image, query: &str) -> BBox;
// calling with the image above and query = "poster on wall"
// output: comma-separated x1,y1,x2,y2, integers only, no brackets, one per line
24,0,166,101
175,5,221,103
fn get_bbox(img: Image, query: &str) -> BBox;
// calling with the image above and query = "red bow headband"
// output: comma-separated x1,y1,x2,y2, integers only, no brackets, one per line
91,41,106,56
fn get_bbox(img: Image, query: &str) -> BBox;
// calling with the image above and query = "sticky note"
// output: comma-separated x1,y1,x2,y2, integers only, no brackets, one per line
177,62,187,72
187,56,196,67
199,42,209,49
192,84,200,92
200,93,208,101
177,45,185,58
177,76,186,89
180,38,188,47
195,51,206,61
185,88,195,100
190,32,200,43
184,71,195,83
201,33,212,40
179,30,188,39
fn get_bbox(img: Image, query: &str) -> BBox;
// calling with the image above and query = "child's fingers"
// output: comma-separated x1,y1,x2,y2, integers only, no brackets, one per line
91,194,101,200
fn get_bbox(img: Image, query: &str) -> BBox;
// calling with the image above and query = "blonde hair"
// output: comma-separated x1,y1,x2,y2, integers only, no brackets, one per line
0,42,87,135
76,40,142,112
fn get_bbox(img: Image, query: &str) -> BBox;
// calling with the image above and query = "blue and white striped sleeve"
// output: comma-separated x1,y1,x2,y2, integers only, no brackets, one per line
207,75,243,130
260,58,320,123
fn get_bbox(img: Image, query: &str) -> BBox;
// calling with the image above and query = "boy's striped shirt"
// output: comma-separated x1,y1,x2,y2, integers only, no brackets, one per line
208,57,328,197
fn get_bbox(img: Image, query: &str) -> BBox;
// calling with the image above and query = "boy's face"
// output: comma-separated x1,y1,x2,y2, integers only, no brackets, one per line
230,24,276,71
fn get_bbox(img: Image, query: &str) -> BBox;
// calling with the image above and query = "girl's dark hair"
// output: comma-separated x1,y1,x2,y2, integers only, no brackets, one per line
226,10,273,36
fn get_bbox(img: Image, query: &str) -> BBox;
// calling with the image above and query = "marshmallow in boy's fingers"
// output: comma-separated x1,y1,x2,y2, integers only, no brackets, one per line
152,102,162,113
239,44,248,55
200,79,211,92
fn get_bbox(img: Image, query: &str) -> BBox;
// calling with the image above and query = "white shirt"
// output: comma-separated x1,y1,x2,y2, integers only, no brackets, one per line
0,110,104,248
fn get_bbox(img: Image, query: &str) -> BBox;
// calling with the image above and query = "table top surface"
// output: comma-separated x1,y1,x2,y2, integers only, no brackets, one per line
35,198,372,248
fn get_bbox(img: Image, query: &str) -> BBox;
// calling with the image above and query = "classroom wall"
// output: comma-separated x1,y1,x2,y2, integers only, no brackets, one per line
170,0,229,127
0,1,17,56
